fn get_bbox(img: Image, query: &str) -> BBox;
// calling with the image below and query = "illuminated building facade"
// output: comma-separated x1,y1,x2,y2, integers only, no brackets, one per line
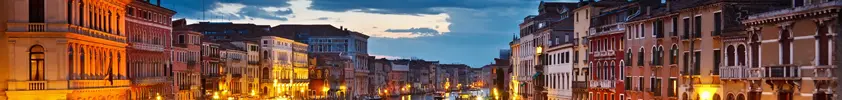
586,1,634,100
1,0,132,99
124,0,176,99
171,19,202,100
739,0,839,100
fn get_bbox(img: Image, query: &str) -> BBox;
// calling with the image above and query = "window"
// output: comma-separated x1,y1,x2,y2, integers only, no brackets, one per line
737,45,746,66
683,18,690,38
668,78,677,97
713,12,722,36
654,78,661,96
671,45,678,64
638,48,644,66
672,17,678,36
694,16,702,37
780,29,792,64
816,24,829,65
751,34,760,68
727,45,735,66
638,77,644,91
683,52,689,74
625,76,631,90
30,45,46,81
29,0,45,23
694,51,701,75
626,49,632,66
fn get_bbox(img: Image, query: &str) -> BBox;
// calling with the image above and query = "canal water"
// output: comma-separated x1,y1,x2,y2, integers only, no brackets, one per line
386,88,490,100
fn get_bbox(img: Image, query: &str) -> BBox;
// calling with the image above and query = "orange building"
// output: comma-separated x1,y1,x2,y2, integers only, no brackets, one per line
739,0,839,100
2,0,132,99
124,0,176,99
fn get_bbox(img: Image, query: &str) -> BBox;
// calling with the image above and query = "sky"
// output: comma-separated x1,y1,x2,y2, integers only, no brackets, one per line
161,0,576,67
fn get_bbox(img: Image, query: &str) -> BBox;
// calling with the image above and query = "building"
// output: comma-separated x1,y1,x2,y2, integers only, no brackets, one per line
570,1,617,100
622,1,675,100
511,2,577,99
439,64,471,91
172,19,203,100
1,0,132,99
269,25,370,98
586,0,633,100
389,60,410,96
539,3,577,100
737,0,839,100
124,0,176,99
218,42,250,98
369,57,392,97
254,36,309,99
200,41,224,99
226,41,261,98
310,53,353,99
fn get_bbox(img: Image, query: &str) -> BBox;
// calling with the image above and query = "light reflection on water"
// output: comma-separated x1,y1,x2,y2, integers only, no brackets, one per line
389,88,490,100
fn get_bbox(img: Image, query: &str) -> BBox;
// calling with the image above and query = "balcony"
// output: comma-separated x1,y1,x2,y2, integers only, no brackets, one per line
7,81,48,91
572,81,588,89
589,80,614,89
720,66,748,80
801,65,836,80
7,23,127,43
593,50,615,57
590,23,625,35
765,65,800,80
132,76,170,85
747,67,765,79
69,80,131,89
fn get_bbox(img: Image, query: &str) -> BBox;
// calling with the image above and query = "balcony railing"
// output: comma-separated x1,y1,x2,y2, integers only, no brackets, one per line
9,23,126,43
766,65,800,80
7,81,49,91
720,66,748,79
747,67,765,79
132,76,169,85
69,80,131,89
572,81,588,89
802,65,836,80
589,80,614,89
590,23,625,35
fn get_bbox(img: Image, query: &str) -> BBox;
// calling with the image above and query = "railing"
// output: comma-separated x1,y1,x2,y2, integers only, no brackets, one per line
7,81,49,91
765,65,800,80
133,76,169,85
67,25,126,43
69,80,131,89
593,50,615,57
592,23,626,35
131,43,166,52
27,23,47,32
720,66,748,79
802,65,835,80
589,80,614,89
747,67,765,79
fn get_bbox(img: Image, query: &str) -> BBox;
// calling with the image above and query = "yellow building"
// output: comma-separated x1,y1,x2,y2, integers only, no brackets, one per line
2,0,132,99
258,36,309,99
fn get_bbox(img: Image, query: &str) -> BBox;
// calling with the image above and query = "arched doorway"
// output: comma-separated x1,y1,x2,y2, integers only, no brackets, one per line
727,93,734,100
737,94,745,100
714,93,721,100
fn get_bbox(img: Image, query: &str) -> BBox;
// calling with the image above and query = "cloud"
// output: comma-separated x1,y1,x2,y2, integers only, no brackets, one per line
315,17,330,20
308,0,541,15
385,28,440,36
371,54,404,60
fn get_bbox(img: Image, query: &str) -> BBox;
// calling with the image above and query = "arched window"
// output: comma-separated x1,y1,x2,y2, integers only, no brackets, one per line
780,29,792,64
653,46,658,65
30,45,46,81
737,45,746,66
638,47,644,66
727,45,735,66
671,44,678,64
626,49,632,66
750,34,760,68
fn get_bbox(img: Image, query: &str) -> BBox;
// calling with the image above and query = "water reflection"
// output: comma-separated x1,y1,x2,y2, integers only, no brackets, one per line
386,88,490,100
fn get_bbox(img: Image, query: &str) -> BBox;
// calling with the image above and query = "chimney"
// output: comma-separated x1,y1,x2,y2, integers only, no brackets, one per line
647,6,652,16
157,0,161,6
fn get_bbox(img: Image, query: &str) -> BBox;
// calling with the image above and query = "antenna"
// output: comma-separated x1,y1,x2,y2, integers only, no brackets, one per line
202,0,206,20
